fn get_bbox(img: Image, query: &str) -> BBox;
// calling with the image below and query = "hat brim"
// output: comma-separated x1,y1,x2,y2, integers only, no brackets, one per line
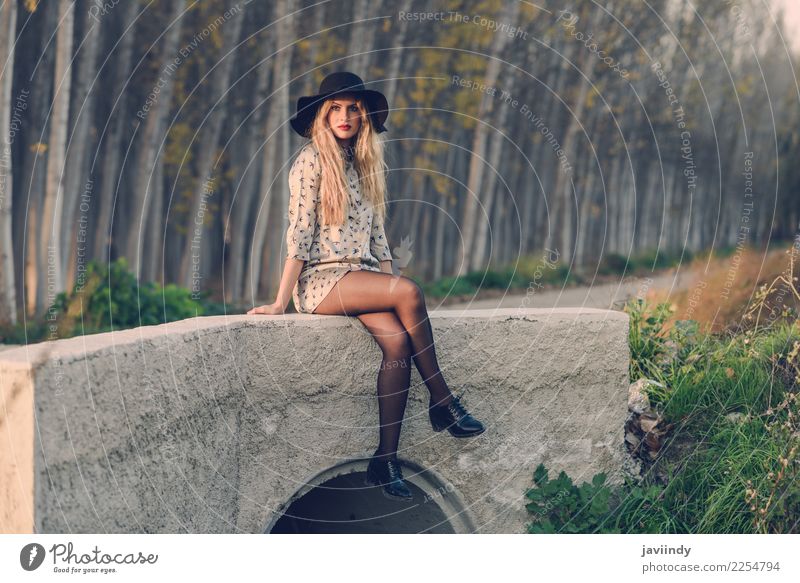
290,89,388,138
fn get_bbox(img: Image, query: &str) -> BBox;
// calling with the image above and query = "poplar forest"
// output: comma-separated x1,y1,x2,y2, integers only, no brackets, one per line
0,0,797,326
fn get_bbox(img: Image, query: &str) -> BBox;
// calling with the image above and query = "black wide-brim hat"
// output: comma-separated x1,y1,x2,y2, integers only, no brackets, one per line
290,71,388,138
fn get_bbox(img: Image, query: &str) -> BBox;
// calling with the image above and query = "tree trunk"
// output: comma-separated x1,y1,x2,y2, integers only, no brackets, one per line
0,0,18,325
548,6,603,265
473,58,519,270
347,0,371,73
225,12,275,303
142,156,165,284
127,0,187,280
39,0,74,310
19,4,59,317
93,0,139,262
457,1,519,275
383,0,414,106
246,0,294,301
433,145,456,280
178,5,244,287
60,1,102,291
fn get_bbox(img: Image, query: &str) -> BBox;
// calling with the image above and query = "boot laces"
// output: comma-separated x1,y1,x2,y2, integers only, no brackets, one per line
448,393,470,419
386,458,404,481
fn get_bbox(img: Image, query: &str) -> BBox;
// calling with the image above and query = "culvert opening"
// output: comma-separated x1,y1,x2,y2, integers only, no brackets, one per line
269,470,456,534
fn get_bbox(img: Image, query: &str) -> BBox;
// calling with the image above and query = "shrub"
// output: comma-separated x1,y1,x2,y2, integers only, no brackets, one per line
422,275,477,298
625,298,675,385
598,253,629,275
1,258,223,343
524,463,674,533
525,463,614,533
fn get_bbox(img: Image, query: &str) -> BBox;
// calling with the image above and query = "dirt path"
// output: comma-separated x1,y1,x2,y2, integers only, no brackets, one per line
442,266,690,311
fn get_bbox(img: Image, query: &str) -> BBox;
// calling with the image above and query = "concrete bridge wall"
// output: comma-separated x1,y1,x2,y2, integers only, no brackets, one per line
0,308,630,534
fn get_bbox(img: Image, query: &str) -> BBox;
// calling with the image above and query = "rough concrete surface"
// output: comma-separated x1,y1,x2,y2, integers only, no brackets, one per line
0,308,630,534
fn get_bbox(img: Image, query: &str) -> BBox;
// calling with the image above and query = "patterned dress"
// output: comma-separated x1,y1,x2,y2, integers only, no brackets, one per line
285,142,393,314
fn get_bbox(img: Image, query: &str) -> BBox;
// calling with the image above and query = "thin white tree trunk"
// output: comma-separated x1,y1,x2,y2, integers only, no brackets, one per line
61,2,102,291
246,0,294,301
0,0,18,325
548,6,602,264
127,0,187,279
458,1,519,275
433,145,455,280
40,0,74,305
473,62,519,270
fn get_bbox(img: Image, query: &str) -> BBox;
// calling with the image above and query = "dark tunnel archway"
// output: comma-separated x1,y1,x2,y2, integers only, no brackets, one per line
266,460,475,534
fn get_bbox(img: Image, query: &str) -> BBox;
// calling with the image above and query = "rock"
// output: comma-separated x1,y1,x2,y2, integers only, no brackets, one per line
620,442,644,483
639,412,660,433
628,378,659,414
725,412,748,424
625,432,641,448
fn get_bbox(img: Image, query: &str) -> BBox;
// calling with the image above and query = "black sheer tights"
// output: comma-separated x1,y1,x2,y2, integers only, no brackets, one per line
312,270,454,460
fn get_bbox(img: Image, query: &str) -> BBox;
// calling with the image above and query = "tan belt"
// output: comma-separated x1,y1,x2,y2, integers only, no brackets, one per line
301,257,369,276
317,257,363,265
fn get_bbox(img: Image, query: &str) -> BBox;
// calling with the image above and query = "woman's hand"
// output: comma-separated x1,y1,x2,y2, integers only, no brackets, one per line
246,302,286,316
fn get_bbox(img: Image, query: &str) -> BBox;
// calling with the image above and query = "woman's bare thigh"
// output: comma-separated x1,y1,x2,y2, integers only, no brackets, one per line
312,270,417,316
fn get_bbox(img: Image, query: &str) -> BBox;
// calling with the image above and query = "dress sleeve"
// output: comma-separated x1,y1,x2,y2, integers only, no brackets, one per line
285,145,320,261
370,211,393,262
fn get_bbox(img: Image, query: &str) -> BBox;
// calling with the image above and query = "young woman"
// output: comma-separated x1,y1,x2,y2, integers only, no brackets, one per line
247,72,484,501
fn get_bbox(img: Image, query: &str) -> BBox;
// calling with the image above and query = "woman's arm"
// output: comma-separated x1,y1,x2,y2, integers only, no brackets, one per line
370,211,393,272
248,146,320,315
372,219,394,275
247,258,305,315
378,259,393,275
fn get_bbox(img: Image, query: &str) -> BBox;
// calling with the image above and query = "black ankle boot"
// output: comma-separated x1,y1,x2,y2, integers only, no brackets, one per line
365,454,413,501
429,393,485,437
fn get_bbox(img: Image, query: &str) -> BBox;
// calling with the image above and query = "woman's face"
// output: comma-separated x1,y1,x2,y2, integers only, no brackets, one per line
327,95,362,143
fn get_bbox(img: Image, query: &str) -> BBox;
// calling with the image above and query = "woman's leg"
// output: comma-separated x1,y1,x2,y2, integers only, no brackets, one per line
354,311,412,461
314,270,454,407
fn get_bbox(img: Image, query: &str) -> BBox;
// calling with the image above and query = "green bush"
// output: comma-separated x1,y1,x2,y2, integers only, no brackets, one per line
421,275,478,298
598,252,629,275
525,463,615,533
1,258,224,343
524,463,675,533
462,269,510,289
49,258,211,336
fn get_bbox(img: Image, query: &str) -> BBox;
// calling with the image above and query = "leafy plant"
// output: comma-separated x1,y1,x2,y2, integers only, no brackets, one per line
525,463,615,533
525,463,675,534
625,298,674,384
